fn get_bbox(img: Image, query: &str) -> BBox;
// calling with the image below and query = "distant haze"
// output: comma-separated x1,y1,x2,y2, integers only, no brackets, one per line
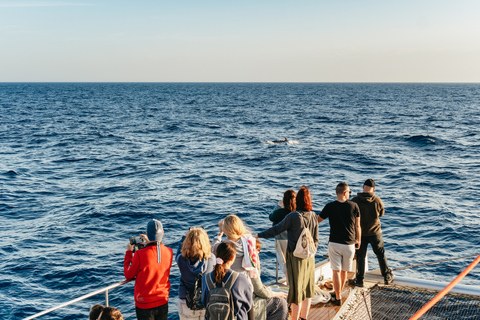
1,0,479,82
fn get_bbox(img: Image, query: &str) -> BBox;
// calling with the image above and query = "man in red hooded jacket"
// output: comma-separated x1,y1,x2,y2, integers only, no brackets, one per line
124,219,173,320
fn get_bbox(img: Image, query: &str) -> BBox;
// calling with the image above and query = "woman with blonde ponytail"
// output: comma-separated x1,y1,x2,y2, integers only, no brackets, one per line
202,242,253,320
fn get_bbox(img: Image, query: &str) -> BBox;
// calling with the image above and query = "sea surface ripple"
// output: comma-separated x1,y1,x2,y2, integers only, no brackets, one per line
1,83,479,319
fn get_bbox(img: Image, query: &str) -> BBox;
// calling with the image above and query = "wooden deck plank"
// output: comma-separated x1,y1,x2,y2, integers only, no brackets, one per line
284,269,357,320
286,296,345,320
307,302,340,320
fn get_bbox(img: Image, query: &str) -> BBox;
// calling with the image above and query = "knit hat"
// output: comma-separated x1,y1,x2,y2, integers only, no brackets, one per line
147,219,164,242
364,179,375,188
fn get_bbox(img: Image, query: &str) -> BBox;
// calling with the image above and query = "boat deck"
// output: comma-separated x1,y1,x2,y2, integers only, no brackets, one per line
306,302,342,320
306,271,356,320
306,269,480,320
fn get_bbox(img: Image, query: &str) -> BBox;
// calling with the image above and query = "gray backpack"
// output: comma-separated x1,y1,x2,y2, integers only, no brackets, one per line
205,271,239,320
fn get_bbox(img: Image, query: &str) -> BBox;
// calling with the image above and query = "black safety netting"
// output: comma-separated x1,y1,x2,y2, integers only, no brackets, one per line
338,285,480,320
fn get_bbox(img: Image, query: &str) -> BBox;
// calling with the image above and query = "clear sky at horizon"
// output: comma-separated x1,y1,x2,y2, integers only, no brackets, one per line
1,0,479,82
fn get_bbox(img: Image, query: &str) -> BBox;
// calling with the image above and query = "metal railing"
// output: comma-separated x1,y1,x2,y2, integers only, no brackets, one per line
23,279,134,320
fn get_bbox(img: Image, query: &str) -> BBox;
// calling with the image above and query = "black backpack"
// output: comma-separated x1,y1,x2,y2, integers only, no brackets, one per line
183,271,205,310
205,271,239,320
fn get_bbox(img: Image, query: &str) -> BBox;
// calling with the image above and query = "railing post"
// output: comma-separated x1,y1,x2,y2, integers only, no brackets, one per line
276,256,279,283
105,289,109,307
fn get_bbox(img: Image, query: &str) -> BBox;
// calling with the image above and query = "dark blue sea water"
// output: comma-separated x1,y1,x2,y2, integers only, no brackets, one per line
1,83,480,320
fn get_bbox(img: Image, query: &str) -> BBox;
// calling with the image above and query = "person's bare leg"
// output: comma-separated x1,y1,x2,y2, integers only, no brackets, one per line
340,270,347,297
291,302,301,320
299,298,312,319
332,270,341,299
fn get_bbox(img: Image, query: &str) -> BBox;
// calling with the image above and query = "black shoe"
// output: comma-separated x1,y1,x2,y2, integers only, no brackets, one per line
384,270,394,285
331,296,342,306
348,278,364,287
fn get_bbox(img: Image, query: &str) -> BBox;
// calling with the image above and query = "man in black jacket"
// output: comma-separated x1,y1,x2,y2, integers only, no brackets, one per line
350,179,394,287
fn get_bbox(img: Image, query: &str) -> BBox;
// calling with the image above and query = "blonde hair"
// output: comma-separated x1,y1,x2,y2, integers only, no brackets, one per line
181,227,212,261
223,214,249,240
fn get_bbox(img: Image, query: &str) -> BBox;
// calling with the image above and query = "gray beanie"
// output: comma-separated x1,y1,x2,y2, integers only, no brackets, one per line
147,219,164,242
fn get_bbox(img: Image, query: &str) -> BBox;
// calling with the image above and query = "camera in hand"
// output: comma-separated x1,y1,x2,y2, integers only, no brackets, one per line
129,236,146,252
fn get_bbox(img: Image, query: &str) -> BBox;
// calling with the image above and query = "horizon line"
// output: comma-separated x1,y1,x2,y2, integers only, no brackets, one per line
1,81,480,84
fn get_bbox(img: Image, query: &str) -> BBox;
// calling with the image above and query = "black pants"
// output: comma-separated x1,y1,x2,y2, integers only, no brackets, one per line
356,233,389,281
136,303,168,320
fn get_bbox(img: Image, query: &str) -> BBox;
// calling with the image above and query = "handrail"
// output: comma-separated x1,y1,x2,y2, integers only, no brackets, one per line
23,256,178,320
408,253,480,320
23,279,134,320
393,254,477,271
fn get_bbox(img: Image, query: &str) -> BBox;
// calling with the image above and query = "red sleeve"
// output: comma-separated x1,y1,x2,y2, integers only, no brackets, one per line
124,250,139,280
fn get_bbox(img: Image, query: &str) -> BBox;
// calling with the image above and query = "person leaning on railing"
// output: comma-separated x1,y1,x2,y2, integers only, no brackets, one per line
256,186,319,320
124,219,173,320
268,189,297,282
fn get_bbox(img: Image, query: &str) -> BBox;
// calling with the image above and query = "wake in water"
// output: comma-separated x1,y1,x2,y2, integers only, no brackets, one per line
262,137,300,145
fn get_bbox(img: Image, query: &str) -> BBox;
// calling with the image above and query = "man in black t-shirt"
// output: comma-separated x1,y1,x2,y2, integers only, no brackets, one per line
318,182,361,306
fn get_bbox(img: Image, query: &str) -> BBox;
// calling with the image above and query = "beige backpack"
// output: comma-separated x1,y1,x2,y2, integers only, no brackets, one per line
293,213,316,259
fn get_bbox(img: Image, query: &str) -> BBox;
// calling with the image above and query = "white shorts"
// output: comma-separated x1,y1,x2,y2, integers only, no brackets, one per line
178,299,206,320
328,242,355,272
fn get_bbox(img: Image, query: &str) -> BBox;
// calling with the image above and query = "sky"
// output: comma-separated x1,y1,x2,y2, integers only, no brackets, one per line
0,0,479,82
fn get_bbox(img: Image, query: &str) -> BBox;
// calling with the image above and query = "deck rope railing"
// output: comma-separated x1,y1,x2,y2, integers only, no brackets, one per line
408,253,480,320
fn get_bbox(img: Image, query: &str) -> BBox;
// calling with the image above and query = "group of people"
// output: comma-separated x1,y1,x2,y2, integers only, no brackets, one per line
120,179,393,320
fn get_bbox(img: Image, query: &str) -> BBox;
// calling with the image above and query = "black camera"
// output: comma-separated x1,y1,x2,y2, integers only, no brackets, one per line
129,235,146,252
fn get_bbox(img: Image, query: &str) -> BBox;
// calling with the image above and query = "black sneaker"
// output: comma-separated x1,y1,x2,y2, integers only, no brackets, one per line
331,296,342,306
384,270,394,285
348,278,364,287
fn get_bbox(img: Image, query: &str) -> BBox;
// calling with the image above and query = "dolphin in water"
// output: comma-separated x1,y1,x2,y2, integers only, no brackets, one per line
272,137,290,144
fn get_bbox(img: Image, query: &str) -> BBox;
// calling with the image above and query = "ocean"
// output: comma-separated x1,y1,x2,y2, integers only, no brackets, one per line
1,83,479,320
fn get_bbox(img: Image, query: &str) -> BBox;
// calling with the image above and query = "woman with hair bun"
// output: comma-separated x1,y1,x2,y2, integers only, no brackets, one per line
256,186,319,320
202,241,253,320
177,227,216,320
